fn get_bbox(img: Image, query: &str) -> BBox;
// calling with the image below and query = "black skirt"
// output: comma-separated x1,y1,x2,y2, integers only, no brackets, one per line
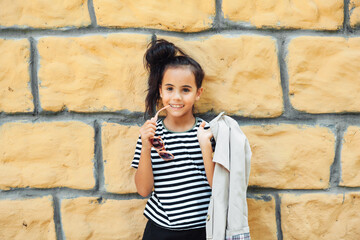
142,219,206,240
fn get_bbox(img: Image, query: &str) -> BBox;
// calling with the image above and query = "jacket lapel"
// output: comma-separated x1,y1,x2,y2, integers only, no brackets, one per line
210,112,230,171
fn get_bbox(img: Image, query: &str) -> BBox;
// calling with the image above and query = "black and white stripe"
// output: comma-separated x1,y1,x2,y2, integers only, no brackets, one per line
132,117,215,230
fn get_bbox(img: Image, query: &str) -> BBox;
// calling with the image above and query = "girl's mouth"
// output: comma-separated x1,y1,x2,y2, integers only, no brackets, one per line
169,104,184,109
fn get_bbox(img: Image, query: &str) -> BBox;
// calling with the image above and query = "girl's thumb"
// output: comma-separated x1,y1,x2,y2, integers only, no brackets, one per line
200,121,206,128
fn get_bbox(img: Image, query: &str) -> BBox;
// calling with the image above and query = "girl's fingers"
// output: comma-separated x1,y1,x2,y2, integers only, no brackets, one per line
142,128,156,136
140,119,157,142
148,125,156,133
141,123,156,137
144,124,156,131
146,119,155,125
150,117,157,124
147,119,157,127
143,120,156,130
199,121,206,129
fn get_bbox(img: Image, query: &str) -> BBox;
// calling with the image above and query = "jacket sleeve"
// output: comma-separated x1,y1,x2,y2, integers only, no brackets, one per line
244,137,252,186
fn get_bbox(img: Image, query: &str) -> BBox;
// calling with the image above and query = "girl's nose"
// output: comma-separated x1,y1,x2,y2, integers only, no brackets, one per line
173,90,181,100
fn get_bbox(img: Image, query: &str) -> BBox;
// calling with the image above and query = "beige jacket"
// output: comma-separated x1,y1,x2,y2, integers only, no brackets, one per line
206,112,252,240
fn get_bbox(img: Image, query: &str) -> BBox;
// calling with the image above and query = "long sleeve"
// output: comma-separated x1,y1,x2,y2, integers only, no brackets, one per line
244,137,252,186
226,116,251,238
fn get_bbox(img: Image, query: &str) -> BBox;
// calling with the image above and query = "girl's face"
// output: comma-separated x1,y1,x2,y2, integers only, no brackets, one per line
159,66,203,120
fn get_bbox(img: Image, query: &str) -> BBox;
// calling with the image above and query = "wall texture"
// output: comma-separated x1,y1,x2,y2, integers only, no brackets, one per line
0,0,360,239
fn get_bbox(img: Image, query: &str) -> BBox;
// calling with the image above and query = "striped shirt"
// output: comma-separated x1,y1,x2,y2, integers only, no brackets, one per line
131,117,215,230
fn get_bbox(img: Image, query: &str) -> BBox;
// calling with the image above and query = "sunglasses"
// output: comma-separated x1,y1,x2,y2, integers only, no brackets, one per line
150,137,174,161
150,105,175,161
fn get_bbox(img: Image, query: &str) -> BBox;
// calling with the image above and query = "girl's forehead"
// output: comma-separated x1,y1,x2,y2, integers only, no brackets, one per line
162,67,196,86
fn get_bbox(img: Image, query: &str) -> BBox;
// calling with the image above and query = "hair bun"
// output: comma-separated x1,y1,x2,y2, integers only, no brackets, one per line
145,39,178,69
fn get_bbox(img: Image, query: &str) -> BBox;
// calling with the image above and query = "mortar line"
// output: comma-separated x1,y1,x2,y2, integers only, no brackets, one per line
246,185,360,195
52,194,65,240
87,0,98,27
2,186,359,200
275,35,292,118
29,37,40,115
0,186,146,200
94,120,105,192
1,26,359,39
343,0,351,35
274,193,283,240
214,0,223,30
2,111,360,128
151,33,157,42
329,123,346,187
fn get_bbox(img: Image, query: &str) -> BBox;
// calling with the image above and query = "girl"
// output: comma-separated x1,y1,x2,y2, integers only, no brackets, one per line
131,39,215,240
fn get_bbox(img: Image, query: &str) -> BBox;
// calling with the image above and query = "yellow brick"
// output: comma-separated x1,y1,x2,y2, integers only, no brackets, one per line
61,197,147,240
247,196,277,240
93,0,215,32
288,37,360,113
0,196,56,240
102,123,139,193
0,0,90,28
350,0,360,27
242,124,335,189
281,193,360,239
0,121,95,190
340,126,360,187
159,35,283,117
38,34,150,112
223,0,343,30
0,39,33,112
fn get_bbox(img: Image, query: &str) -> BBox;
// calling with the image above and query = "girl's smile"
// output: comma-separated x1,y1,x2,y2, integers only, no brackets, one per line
169,104,184,108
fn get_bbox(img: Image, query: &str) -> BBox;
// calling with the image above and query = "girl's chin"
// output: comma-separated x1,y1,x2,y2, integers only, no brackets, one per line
167,110,195,118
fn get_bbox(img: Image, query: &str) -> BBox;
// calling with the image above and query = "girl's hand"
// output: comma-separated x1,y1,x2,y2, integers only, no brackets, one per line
139,117,157,149
197,121,213,147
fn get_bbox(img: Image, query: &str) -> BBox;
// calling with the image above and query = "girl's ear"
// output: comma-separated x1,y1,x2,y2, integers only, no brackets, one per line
196,87,203,101
159,85,162,98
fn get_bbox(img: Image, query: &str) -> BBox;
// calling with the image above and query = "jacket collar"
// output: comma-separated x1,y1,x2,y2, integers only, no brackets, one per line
209,111,225,142
209,112,230,171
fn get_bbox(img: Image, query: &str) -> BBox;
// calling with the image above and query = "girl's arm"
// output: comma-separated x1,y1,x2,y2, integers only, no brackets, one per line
135,146,154,197
134,119,156,197
198,121,215,188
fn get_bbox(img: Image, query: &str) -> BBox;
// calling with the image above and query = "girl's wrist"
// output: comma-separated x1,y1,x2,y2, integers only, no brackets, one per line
142,145,152,151
199,138,212,148
141,139,152,150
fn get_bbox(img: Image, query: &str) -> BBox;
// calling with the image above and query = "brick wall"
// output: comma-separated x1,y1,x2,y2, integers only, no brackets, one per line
0,0,360,239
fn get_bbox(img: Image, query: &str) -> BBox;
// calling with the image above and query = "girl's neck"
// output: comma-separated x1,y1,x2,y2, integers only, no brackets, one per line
163,114,196,132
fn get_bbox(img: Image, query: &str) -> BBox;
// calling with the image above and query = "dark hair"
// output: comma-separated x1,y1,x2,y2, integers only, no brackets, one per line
144,39,205,118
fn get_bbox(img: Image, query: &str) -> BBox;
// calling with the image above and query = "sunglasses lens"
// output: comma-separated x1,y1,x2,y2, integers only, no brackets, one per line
151,138,163,149
159,152,174,161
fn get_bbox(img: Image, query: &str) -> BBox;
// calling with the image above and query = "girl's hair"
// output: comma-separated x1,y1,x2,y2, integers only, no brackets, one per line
144,39,204,117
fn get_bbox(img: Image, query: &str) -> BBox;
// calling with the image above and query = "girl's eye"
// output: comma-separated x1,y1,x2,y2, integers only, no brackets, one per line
183,88,190,93
166,87,173,91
